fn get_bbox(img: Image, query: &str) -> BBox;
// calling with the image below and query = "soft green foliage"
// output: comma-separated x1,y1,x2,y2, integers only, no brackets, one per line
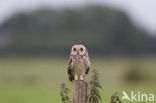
110,92,121,103
60,83,71,103
124,63,143,82
89,69,102,103
0,6,156,55
0,57,156,103
123,62,154,83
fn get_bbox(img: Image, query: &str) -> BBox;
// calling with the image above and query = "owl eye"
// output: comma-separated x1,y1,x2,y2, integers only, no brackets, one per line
73,48,76,52
80,48,83,52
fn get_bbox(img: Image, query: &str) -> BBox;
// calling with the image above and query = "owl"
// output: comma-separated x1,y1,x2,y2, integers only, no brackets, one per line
68,44,90,81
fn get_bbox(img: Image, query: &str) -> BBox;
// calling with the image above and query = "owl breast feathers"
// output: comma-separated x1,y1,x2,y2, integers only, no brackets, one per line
67,44,90,81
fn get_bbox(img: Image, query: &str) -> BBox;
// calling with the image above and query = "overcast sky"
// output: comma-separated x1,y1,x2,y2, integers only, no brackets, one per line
0,0,156,34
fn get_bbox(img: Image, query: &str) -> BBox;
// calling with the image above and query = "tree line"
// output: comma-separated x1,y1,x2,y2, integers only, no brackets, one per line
0,6,156,56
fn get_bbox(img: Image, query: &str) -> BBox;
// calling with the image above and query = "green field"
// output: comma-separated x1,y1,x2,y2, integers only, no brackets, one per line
0,57,156,103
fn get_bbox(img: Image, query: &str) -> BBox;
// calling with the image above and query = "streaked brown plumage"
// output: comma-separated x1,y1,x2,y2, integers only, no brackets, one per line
68,44,90,81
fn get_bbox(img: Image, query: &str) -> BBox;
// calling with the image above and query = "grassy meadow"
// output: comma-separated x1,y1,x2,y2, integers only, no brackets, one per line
0,57,156,103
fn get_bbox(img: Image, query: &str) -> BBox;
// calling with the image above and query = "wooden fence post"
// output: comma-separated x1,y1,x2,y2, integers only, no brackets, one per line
72,80,89,103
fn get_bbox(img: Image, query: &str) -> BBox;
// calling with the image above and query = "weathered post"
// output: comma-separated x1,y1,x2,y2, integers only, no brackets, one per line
72,80,89,103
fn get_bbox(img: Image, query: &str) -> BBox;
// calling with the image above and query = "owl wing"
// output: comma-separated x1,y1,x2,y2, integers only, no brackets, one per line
67,56,74,81
85,56,90,75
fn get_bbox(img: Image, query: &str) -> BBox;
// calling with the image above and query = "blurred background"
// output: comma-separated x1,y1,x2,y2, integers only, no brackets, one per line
0,0,156,103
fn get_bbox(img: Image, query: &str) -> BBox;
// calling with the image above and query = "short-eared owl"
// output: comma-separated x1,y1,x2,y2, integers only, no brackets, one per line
68,44,90,81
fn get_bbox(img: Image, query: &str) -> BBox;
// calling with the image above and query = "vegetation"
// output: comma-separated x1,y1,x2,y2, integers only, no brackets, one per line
123,63,154,83
110,92,121,103
124,63,143,82
89,69,102,103
0,57,156,103
0,5,156,56
60,83,71,103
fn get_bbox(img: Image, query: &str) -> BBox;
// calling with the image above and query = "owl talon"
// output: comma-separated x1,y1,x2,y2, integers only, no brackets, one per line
80,75,84,80
75,75,78,80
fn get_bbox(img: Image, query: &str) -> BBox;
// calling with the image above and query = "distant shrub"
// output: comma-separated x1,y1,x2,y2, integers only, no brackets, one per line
123,63,144,83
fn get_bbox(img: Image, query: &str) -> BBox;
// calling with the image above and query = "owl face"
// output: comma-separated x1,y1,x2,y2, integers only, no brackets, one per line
70,44,87,56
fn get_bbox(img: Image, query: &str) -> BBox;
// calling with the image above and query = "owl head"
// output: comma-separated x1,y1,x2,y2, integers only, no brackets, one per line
70,44,88,56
